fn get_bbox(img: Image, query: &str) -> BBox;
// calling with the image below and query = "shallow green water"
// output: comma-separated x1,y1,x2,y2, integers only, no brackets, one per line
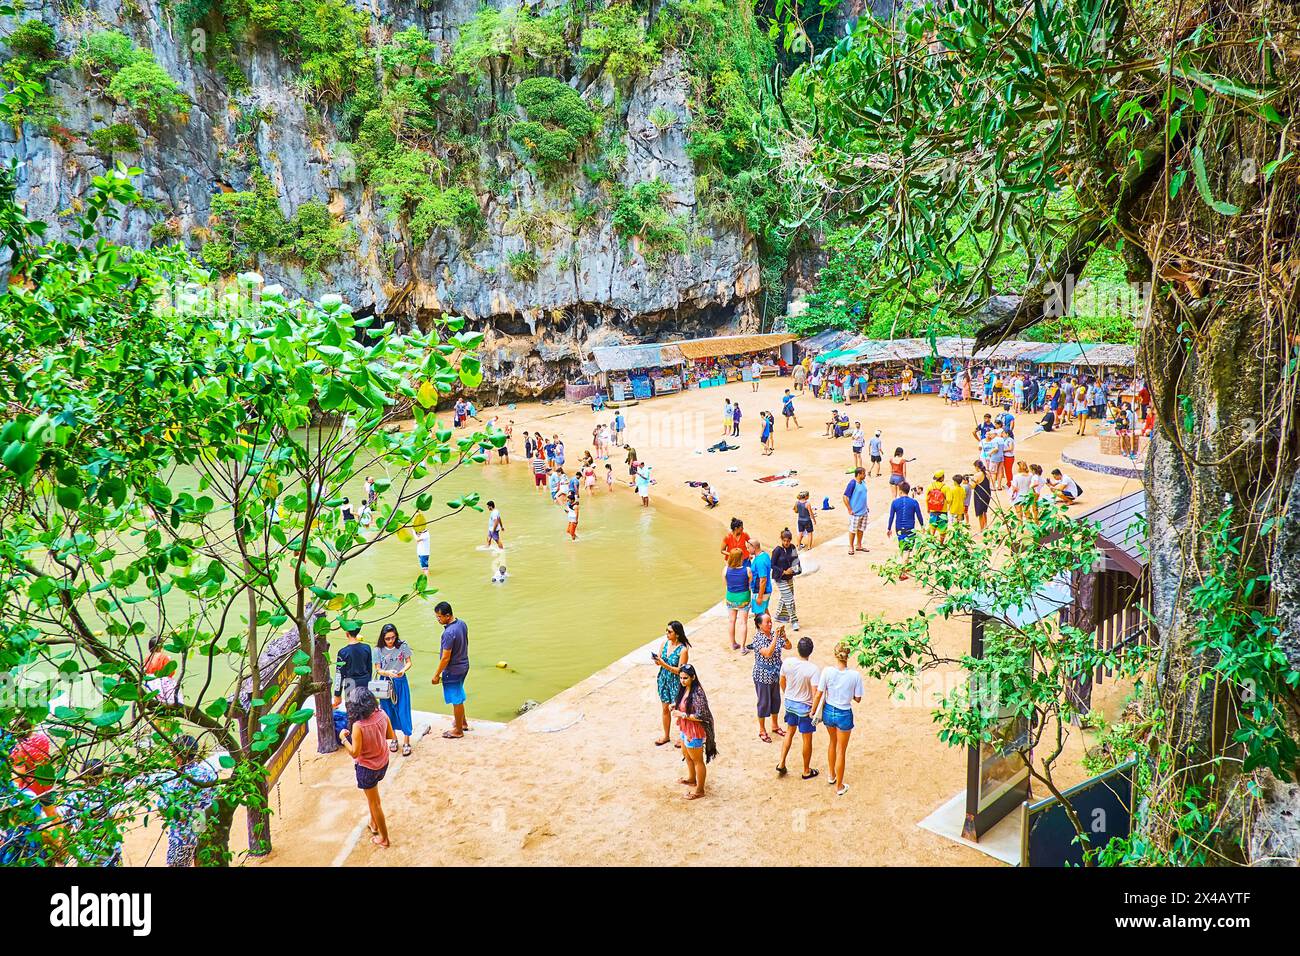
319,462,720,720
123,457,712,723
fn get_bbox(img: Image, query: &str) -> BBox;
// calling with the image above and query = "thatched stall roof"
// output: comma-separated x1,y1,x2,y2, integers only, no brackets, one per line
673,332,798,360
799,328,855,352
590,342,686,373
1081,343,1137,367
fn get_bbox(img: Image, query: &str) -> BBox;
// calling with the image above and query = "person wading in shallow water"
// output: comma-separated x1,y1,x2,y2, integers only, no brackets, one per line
431,601,471,738
671,664,717,800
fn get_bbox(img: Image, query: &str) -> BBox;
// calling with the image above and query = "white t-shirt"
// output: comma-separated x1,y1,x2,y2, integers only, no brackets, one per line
752,362,762,376
415,531,429,556
818,666,864,710
1057,475,1081,498
1012,472,1032,502
488,509,501,533
781,658,820,706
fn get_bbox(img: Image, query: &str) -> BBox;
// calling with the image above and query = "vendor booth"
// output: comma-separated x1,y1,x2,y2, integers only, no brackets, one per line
673,332,799,386
588,342,687,403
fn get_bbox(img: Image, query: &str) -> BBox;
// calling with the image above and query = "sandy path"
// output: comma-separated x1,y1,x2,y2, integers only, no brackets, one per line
252,378,1141,867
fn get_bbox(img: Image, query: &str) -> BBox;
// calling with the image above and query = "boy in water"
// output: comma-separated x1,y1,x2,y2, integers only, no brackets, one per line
486,501,503,548
564,494,579,540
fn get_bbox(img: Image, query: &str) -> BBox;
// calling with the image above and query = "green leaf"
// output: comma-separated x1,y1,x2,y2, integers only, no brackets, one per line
1192,147,1240,216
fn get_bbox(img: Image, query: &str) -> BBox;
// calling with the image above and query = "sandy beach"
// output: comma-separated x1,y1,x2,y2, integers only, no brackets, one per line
160,376,1141,867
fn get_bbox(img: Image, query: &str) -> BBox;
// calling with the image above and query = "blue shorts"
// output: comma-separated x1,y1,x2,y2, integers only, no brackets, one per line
784,705,816,734
355,762,388,791
418,554,429,569
750,595,770,615
822,703,855,731
442,678,467,706
680,732,704,750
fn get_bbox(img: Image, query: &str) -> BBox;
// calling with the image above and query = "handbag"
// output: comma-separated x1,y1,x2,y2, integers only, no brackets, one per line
368,677,394,701
789,551,803,576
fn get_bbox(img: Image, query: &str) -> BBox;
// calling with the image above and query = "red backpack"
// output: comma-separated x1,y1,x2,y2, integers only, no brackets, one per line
926,485,947,512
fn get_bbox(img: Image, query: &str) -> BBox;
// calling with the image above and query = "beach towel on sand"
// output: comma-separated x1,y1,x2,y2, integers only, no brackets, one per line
707,441,740,453
753,470,798,484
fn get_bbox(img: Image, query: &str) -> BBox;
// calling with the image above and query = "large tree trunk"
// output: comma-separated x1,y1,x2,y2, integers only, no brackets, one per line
1130,0,1300,855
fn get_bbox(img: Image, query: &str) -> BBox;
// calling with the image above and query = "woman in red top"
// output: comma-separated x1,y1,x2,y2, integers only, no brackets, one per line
9,716,53,805
721,517,750,561
338,688,396,848
144,635,171,676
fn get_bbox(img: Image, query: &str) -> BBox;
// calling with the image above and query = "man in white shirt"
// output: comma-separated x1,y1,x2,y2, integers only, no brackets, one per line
751,359,763,391
486,501,503,548
1050,468,1081,503
777,636,822,779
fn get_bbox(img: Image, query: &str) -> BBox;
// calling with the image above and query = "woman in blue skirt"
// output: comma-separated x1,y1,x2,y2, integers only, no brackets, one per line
376,624,414,756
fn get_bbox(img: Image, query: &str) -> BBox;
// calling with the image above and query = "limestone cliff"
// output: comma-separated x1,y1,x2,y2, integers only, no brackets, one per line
1,0,776,398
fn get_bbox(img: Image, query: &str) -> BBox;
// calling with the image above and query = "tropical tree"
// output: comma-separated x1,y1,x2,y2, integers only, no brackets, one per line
0,160,491,864
778,0,1300,862
848,504,1148,862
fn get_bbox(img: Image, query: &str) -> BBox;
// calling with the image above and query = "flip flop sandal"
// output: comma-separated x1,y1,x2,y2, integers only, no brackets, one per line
654,738,671,746
401,745,412,756
771,727,786,737
441,730,464,739
776,765,788,776
388,741,398,753
802,769,820,780
759,733,772,743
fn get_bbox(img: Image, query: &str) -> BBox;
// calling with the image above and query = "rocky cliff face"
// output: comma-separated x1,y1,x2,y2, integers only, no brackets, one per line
2,0,768,398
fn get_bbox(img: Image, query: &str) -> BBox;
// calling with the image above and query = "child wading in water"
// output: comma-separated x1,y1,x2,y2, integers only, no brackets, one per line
564,494,579,540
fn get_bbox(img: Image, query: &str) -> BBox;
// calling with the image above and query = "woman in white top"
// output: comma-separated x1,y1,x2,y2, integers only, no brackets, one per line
812,640,865,796
1011,460,1033,516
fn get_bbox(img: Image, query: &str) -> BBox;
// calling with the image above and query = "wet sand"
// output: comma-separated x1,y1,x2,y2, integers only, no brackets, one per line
210,378,1141,867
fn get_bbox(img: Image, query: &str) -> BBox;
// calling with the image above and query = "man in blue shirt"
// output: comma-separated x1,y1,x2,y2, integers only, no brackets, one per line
887,481,925,578
746,539,773,648
613,412,626,446
973,413,995,441
842,466,870,555
781,389,799,429
433,601,471,738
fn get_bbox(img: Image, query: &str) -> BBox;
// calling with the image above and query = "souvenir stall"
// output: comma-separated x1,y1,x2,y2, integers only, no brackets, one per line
673,333,799,387
863,338,938,396
588,343,687,403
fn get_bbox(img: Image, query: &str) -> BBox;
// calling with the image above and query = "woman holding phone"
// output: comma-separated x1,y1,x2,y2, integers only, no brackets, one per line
651,621,690,746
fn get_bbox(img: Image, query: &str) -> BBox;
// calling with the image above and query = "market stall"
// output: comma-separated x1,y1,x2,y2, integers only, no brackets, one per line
588,342,687,402
673,332,799,386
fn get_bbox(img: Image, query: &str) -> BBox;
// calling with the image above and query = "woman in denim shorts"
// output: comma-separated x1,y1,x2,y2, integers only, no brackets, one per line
812,641,865,797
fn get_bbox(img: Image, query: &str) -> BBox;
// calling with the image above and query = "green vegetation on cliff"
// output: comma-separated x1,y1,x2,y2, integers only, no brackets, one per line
176,0,797,295
201,169,354,280
73,29,189,124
